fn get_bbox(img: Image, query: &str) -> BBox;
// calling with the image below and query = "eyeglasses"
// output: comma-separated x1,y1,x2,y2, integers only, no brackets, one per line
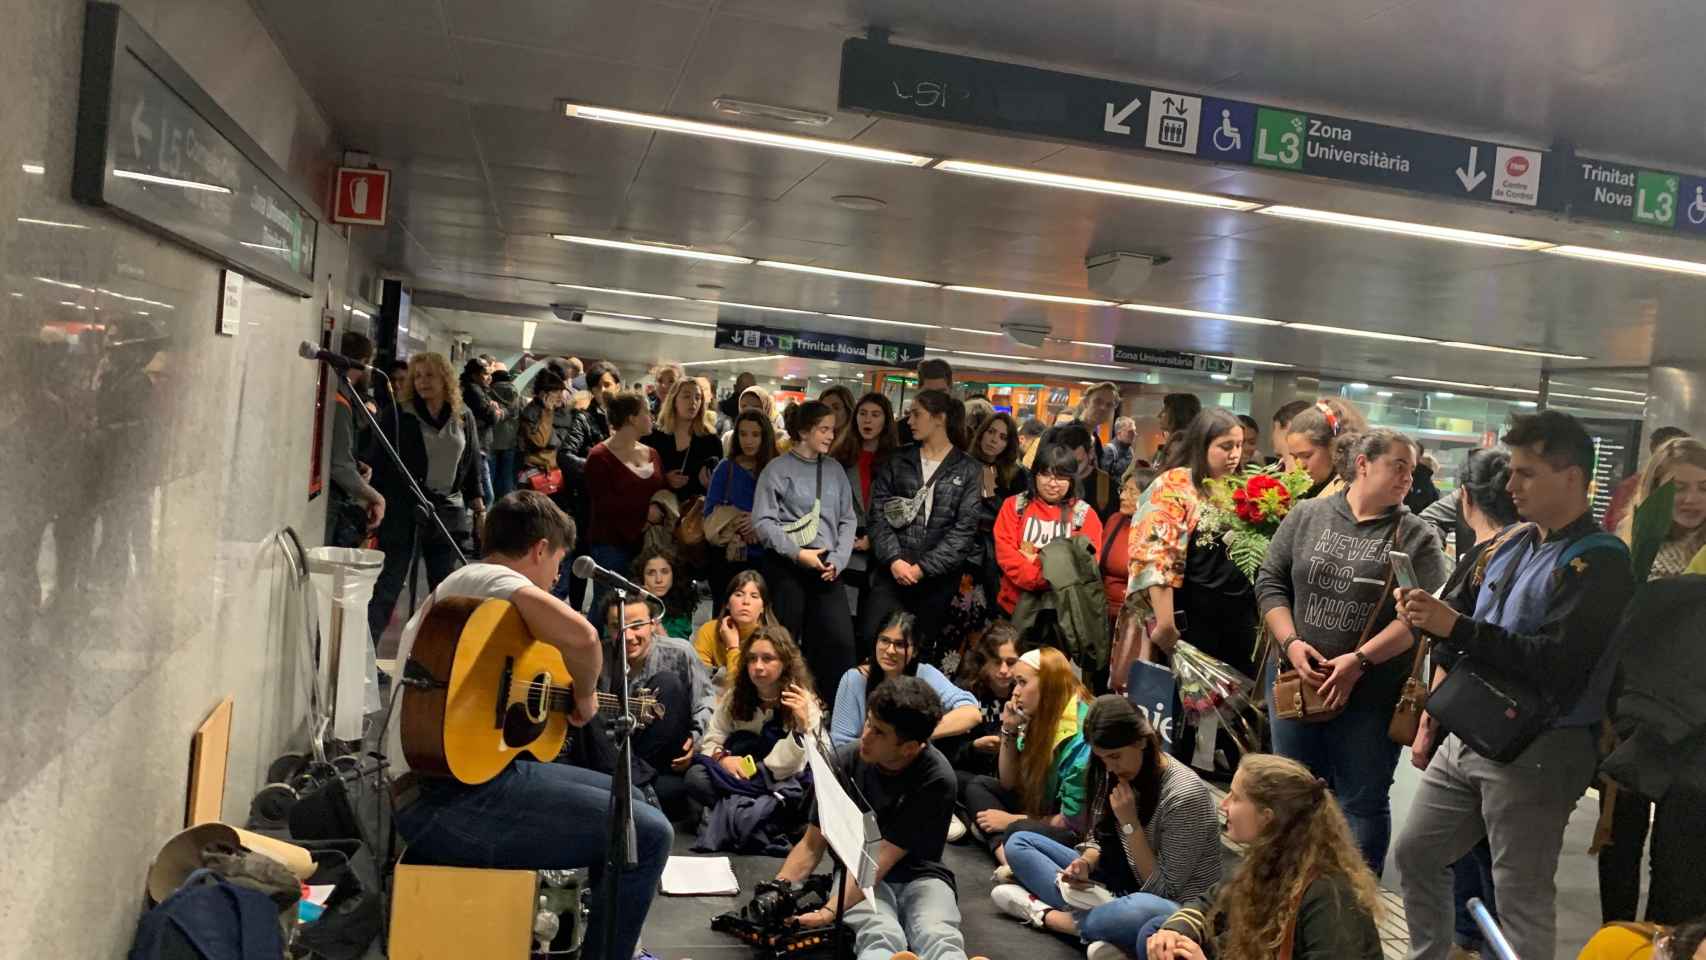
876,636,911,652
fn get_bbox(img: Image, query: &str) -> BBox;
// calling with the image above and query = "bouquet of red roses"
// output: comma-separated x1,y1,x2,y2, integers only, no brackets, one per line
1198,463,1315,581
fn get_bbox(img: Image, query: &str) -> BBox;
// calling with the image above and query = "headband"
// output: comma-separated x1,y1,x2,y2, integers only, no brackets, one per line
1019,649,1043,672
1315,401,1342,437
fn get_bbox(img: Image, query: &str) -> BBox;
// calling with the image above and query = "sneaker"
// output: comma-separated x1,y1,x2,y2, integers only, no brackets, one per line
991,884,1046,928
1087,943,1134,960
991,864,1015,884
947,815,968,843
1057,876,1117,911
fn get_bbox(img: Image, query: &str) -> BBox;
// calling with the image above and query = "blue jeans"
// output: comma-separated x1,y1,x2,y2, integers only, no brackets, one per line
491,448,517,501
478,452,495,506
394,760,672,960
846,876,966,960
1005,831,1178,949
1265,666,1402,875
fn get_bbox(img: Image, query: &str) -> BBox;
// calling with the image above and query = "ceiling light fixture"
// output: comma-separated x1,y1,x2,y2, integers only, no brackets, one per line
1201,355,1295,369
96,287,175,309
1120,303,1284,327
1210,373,1230,381
1285,322,1434,344
943,284,1116,308
1438,340,1590,360
521,320,538,351
584,310,654,322
1069,339,1113,349
655,317,717,329
35,276,84,290
1493,386,1542,396
562,103,933,166
1377,391,1395,397
239,240,290,253
935,160,1261,211
1549,391,1648,407
756,260,940,288
1394,375,1495,391
552,282,688,302
17,217,88,229
698,298,820,316
710,97,834,127
552,234,754,264
949,327,1004,337
351,308,371,320
682,354,789,367
1254,205,1552,250
112,169,232,193
1591,386,1649,398
824,313,937,331
942,349,1126,370
1542,245,1706,277
21,163,44,174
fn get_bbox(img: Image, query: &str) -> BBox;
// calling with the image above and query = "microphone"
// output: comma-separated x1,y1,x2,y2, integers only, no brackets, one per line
299,340,374,372
572,555,657,600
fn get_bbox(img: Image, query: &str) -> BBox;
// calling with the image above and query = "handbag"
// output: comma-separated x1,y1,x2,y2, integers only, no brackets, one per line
880,451,954,529
522,466,563,495
781,456,824,548
1273,518,1400,724
1388,633,1430,746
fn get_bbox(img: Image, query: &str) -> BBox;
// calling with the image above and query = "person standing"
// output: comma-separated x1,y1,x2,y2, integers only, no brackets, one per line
861,390,984,665
1074,381,1120,468
702,410,779,605
644,376,721,501
461,357,502,511
558,360,622,606
582,392,666,594
1393,411,1635,960
1270,399,1312,468
1104,416,1138,481
364,352,483,641
1235,414,1262,470
1048,422,1121,523
326,331,384,548
648,362,683,417
1255,429,1449,874
835,392,900,612
1282,399,1369,500
970,412,1031,611
898,358,954,445
753,400,860,688
487,367,522,500
1601,426,1690,533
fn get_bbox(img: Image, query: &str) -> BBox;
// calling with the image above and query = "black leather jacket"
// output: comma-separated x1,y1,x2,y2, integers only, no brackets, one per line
868,445,984,579
560,402,610,475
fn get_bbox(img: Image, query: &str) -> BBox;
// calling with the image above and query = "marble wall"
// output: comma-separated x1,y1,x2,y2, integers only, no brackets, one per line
0,0,355,954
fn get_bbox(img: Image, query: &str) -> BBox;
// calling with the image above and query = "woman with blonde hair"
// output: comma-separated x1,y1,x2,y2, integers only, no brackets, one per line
644,375,722,499
364,351,484,640
1143,754,1383,960
961,646,1093,866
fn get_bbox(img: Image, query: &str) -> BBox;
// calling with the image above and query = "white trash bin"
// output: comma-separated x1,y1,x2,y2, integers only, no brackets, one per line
307,546,385,741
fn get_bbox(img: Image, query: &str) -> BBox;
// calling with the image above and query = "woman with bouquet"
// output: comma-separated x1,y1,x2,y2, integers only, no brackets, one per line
1253,428,1448,874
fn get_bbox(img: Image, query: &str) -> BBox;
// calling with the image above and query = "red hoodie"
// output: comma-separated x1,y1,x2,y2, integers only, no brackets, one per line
993,493,1104,614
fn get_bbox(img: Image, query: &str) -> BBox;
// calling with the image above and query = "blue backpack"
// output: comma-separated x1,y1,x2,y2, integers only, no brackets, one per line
129,870,283,960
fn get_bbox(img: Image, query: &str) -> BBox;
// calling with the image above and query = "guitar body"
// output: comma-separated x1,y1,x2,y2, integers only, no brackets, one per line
401,596,572,785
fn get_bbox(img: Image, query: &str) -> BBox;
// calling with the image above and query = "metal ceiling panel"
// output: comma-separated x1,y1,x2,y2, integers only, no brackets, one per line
443,0,708,70
452,38,680,115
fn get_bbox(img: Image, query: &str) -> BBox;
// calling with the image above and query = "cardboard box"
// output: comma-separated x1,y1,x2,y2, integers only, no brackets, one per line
388,864,537,959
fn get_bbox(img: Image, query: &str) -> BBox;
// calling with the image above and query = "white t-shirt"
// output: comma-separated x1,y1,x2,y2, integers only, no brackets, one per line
919,454,943,523
384,562,535,776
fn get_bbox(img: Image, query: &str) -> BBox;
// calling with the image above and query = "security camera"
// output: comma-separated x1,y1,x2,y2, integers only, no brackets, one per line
550,303,585,324
1085,252,1168,301
1002,318,1052,349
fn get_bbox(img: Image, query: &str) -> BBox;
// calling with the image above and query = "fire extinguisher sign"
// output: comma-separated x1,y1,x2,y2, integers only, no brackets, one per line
332,166,391,227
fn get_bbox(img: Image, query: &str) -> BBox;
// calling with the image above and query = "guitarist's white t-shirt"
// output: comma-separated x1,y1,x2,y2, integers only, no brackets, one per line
384,562,536,777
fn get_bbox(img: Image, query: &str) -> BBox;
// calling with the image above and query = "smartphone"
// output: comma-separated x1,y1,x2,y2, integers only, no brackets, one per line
1389,551,1420,591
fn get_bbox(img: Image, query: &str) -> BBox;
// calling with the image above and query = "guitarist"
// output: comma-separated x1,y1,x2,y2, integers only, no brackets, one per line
385,490,671,960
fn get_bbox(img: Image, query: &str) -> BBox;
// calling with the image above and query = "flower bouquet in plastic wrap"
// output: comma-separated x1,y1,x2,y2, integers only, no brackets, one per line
1170,637,1262,761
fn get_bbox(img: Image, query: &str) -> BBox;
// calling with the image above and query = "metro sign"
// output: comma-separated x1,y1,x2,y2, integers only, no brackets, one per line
331,166,390,226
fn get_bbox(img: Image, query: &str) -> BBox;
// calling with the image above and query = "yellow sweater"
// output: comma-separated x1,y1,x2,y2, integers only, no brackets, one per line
694,617,759,676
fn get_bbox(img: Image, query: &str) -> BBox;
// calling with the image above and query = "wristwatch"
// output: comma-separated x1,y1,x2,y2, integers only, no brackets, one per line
1281,634,1302,655
1120,821,1136,836
1354,650,1375,672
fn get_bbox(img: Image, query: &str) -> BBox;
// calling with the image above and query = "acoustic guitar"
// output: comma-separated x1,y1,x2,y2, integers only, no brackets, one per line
401,596,663,785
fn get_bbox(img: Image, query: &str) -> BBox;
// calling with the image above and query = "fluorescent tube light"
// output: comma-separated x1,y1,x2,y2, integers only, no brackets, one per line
825,313,938,331
96,288,175,309
699,299,820,316
521,320,538,351
1493,386,1542,396
35,276,83,290
562,103,934,167
552,283,688,302
1394,376,1495,390
1438,341,1590,360
1286,323,1434,344
1201,355,1294,369
682,354,789,367
1120,303,1284,327
1550,391,1647,407
552,234,753,264
936,160,1260,211
943,285,1116,307
584,310,654,321
239,240,290,253
1069,340,1113,349
1592,387,1648,398
113,169,231,193
1211,373,1230,381
1543,245,1706,277
21,163,44,175
1255,206,1552,250
18,217,88,229
756,260,940,288
944,349,1126,370
1377,391,1394,397
656,317,717,329
351,308,371,320
949,327,1004,337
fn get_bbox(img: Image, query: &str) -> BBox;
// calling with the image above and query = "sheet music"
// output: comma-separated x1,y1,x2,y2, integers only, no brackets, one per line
660,856,740,896
804,736,880,902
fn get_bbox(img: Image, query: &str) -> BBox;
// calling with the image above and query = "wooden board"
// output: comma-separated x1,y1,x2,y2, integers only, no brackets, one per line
186,696,233,827
389,865,536,959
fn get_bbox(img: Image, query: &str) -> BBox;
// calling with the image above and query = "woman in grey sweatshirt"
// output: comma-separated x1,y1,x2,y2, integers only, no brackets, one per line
753,399,860,687
1254,428,1448,876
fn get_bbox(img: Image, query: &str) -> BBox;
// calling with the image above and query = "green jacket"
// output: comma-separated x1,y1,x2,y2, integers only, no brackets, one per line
1011,536,1110,675
1161,874,1382,960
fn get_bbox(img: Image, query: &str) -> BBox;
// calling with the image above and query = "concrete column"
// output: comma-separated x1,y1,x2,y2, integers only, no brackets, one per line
1646,365,1706,442
1249,371,1320,423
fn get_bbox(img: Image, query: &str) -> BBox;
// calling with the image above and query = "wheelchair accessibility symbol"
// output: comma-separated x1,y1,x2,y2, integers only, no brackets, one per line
1688,185,1706,226
1212,109,1242,152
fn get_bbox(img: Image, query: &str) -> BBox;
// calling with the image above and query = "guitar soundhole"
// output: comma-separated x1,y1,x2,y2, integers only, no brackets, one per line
499,671,552,749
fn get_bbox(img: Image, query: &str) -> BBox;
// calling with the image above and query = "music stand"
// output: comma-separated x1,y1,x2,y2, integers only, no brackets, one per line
803,734,881,959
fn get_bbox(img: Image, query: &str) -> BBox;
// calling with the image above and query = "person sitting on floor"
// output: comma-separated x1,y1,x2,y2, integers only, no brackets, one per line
830,610,982,749
960,646,1092,869
775,676,990,960
693,569,772,678
1141,754,1383,960
951,621,1022,777
993,696,1222,959
684,624,822,854
600,593,715,822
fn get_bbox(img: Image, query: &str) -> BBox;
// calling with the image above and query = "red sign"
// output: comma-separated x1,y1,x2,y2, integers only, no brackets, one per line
332,166,390,226
1505,155,1529,177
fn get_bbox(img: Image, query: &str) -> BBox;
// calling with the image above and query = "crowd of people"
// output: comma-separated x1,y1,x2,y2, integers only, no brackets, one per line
327,342,1706,960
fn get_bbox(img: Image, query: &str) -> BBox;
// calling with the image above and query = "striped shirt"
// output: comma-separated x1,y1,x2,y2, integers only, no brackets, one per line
1083,757,1222,903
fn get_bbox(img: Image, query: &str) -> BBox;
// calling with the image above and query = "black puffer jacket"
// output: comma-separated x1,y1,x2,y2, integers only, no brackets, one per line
868,445,983,579
1603,575,1706,800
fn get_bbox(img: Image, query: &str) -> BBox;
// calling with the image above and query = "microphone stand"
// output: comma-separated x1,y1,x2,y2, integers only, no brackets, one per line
601,585,641,955
331,366,467,569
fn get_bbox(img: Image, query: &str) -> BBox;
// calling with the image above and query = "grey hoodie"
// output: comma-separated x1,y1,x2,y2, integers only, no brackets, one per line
1255,492,1449,712
752,449,858,571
